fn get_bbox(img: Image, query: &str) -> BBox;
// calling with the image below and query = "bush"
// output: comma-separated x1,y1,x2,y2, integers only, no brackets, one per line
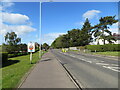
0,52,8,63
86,44,120,52
77,46,85,50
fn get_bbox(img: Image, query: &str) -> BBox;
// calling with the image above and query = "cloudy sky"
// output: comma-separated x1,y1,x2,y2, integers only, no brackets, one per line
42,2,118,45
0,1,40,44
0,1,118,45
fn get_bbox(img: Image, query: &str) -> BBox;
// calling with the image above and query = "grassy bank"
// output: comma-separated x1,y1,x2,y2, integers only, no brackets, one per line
68,49,119,57
2,51,46,89
92,51,120,57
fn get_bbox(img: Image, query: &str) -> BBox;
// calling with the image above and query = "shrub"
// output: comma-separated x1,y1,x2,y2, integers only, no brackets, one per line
86,44,120,52
77,46,85,50
0,52,8,63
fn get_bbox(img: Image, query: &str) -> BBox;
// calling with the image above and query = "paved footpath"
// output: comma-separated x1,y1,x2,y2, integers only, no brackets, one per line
20,51,76,88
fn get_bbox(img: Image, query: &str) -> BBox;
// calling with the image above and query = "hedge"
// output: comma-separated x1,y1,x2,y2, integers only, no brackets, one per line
86,44,120,52
0,52,8,63
77,46,85,50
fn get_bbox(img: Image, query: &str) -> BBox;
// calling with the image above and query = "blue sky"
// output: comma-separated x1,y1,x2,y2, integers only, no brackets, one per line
0,2,118,45
42,2,118,45
0,2,40,44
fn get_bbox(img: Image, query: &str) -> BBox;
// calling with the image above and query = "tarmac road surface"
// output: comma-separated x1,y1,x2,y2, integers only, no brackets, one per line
51,49,119,89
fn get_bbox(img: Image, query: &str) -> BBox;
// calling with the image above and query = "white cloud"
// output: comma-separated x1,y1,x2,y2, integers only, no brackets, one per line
83,10,101,19
1,12,29,24
0,23,36,35
42,32,66,45
0,0,14,11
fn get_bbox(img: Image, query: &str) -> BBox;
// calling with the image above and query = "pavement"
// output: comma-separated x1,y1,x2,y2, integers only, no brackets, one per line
51,49,119,88
19,50,76,88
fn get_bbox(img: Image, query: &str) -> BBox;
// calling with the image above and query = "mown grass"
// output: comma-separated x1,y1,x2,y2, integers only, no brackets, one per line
69,49,120,57
92,51,120,57
2,51,46,89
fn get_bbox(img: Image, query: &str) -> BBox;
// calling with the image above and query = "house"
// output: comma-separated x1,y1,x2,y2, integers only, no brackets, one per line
90,33,120,45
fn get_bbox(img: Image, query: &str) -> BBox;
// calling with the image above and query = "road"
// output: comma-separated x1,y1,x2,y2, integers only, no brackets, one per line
51,49,119,89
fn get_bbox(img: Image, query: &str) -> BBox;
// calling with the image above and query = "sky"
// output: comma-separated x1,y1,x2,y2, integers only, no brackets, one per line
0,1,119,45
42,2,118,45
0,2,40,44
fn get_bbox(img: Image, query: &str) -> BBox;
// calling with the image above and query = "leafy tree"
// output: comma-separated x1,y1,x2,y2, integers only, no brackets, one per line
61,34,70,48
42,43,49,51
67,29,81,47
35,42,40,51
92,16,118,44
51,35,65,48
5,32,21,45
3,32,21,53
19,44,27,52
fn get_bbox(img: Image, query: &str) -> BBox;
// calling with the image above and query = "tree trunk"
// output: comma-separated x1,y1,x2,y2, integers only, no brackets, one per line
103,39,105,45
97,41,99,45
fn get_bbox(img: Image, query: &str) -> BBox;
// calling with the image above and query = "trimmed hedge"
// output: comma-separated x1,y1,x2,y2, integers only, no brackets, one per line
77,46,85,50
86,44,120,52
0,52,8,63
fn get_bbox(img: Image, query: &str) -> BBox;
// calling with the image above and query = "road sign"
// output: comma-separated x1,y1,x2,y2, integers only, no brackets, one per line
28,42,35,52
28,42,35,64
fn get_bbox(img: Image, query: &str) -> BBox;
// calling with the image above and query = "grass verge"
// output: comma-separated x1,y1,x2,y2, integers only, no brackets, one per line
68,50,120,57
92,51,120,57
2,51,46,89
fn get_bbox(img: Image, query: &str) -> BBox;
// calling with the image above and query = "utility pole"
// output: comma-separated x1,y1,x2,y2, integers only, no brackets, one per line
39,1,42,59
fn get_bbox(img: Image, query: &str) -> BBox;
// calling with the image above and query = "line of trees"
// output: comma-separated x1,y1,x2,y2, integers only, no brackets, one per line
51,16,118,49
41,43,49,51
2,32,40,55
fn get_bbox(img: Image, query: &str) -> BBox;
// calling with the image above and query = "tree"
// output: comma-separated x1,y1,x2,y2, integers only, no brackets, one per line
51,35,65,48
67,29,81,47
5,32,21,45
61,34,70,48
92,16,118,45
18,44,27,52
42,43,49,51
3,32,21,53
80,18,92,45
105,35,117,44
35,42,40,51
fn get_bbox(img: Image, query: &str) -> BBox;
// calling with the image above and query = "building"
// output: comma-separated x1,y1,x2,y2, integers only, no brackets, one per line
90,33,120,45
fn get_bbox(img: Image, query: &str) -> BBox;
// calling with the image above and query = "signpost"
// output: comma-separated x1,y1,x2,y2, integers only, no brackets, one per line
28,42,35,64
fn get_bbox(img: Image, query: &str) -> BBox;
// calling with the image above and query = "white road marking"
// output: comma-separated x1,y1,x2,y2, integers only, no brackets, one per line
85,60,92,63
96,63,109,66
103,66,120,72
110,67,120,69
59,52,120,72
111,64,119,66
100,61,104,62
